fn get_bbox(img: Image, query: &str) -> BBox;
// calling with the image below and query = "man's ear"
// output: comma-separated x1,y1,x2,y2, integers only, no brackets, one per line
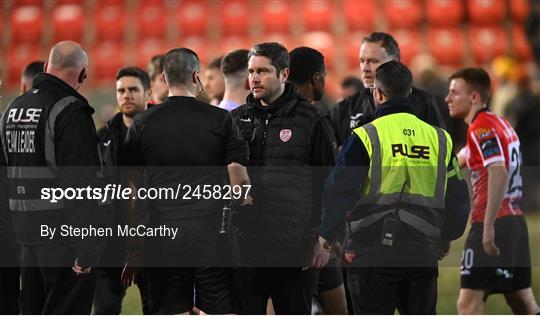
311,72,320,86
375,88,385,103
280,68,289,83
145,88,152,102
161,72,167,85
43,62,48,72
192,71,199,84
78,68,87,84
471,91,481,105
245,78,250,90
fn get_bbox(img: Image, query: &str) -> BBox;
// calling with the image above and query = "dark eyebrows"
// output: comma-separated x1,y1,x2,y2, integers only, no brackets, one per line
248,67,271,73
116,85,141,92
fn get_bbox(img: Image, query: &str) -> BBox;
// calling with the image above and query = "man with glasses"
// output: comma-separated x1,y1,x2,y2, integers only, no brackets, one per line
330,32,445,147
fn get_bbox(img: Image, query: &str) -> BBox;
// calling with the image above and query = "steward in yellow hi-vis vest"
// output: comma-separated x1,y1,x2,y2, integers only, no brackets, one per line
318,61,470,314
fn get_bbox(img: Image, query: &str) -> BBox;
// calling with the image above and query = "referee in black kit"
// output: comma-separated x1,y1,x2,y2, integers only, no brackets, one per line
120,48,250,314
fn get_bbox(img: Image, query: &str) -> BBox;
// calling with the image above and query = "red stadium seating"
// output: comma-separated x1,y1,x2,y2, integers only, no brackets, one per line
467,0,506,25
90,41,126,85
219,0,250,36
258,33,296,51
301,0,334,31
134,38,170,69
94,3,126,41
384,0,422,29
260,0,292,33
9,5,44,43
52,3,85,42
54,0,86,4
509,0,529,22
343,0,375,31
511,25,532,61
136,1,167,40
176,0,209,36
469,26,507,64
178,36,210,65
12,0,43,6
218,36,251,56
390,29,421,65
7,43,41,87
425,0,464,27
427,28,465,66
300,32,335,69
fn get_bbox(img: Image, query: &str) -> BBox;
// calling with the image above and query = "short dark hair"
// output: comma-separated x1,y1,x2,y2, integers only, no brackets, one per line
221,49,249,76
375,61,412,98
248,42,289,77
207,56,223,70
341,76,363,90
449,68,491,103
163,48,201,87
362,32,400,62
115,66,151,91
288,46,325,84
147,54,164,80
22,60,45,79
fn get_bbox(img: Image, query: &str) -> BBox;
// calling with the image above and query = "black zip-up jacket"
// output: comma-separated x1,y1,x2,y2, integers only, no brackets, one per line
331,87,446,146
97,112,126,182
1,73,103,266
232,83,337,251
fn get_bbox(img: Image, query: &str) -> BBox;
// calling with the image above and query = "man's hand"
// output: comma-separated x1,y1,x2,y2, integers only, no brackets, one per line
122,249,143,287
311,236,331,269
482,223,500,256
239,195,253,206
72,258,92,276
437,239,451,260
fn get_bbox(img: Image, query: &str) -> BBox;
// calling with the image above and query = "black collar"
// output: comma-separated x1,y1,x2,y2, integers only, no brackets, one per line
374,96,415,119
33,73,90,107
246,82,305,117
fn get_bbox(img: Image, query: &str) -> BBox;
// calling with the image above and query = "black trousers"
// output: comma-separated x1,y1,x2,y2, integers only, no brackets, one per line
20,243,96,314
239,267,318,315
347,267,438,314
0,267,20,314
93,267,151,314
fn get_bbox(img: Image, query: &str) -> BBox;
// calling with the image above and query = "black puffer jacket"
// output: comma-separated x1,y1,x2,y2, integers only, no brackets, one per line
232,83,336,247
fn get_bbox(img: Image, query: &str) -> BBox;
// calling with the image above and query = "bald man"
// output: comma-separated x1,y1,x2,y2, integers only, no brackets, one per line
1,41,104,314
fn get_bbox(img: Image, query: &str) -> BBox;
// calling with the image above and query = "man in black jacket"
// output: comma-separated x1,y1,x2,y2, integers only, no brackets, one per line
289,46,347,315
320,61,470,314
232,42,337,314
0,79,19,315
121,48,250,314
331,32,445,146
0,41,101,314
93,67,151,314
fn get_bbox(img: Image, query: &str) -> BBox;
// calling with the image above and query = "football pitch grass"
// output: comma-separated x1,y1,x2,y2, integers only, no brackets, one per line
121,214,540,315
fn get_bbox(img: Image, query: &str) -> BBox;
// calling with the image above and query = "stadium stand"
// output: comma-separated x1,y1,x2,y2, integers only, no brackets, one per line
260,0,292,33
52,3,85,42
0,0,534,93
384,0,422,29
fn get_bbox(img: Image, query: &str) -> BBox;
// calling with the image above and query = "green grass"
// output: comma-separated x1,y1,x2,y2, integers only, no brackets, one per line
120,214,540,315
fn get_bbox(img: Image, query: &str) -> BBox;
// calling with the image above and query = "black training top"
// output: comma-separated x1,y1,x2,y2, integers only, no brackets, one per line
122,96,248,221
